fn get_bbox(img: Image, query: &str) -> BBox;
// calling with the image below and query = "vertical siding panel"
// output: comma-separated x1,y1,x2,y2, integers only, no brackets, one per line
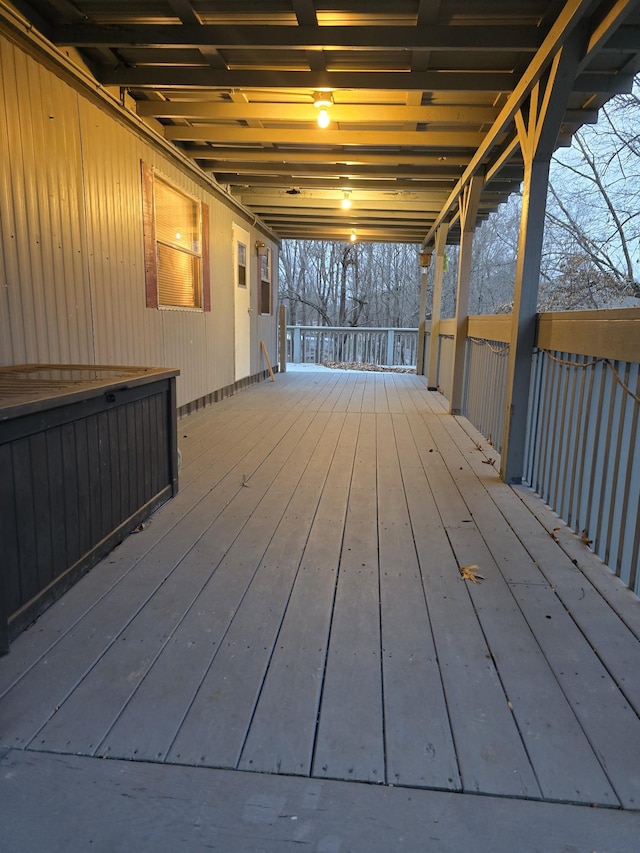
0,37,92,365
2,46,40,362
0,40,25,363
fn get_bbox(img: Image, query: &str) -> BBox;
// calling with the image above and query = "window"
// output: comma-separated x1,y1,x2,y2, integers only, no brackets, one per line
237,242,247,287
141,162,210,310
259,246,271,315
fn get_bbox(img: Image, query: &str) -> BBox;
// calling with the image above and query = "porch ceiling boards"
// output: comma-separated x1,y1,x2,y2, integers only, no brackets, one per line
2,370,640,817
6,0,640,243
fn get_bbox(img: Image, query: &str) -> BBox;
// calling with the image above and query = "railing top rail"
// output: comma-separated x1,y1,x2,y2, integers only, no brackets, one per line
286,325,419,333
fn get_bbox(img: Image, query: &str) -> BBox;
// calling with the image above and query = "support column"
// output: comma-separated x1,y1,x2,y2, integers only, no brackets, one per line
450,176,483,414
279,304,287,372
427,225,448,390
501,38,583,483
416,261,429,375
293,326,302,363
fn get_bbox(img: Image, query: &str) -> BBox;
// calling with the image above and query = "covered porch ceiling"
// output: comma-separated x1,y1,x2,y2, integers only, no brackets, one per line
8,0,640,244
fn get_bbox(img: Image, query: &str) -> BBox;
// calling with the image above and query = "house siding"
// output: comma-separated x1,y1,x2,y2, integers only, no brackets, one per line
0,31,278,408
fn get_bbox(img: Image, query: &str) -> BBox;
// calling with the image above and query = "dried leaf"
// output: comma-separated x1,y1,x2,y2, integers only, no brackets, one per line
475,442,483,451
242,473,250,487
581,529,593,546
551,527,562,542
487,438,494,447
459,564,485,583
507,700,513,710
482,458,495,465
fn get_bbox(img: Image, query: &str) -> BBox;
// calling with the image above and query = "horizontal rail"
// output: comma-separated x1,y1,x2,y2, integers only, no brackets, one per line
286,326,418,367
537,308,640,362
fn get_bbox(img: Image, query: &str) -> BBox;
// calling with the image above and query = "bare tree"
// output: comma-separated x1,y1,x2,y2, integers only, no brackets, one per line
279,241,421,326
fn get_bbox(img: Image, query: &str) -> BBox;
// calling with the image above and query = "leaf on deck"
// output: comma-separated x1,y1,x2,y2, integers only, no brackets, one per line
459,564,485,583
581,529,593,546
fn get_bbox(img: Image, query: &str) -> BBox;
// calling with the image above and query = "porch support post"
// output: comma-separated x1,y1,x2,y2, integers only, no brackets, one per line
449,175,483,414
279,303,287,372
416,266,429,375
427,224,448,390
501,38,583,483
293,325,302,363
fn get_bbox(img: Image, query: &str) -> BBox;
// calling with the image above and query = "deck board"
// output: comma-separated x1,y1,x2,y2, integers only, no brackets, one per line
419,408,620,805
164,411,333,768
377,413,460,790
238,413,357,776
403,412,541,798
312,412,385,783
2,368,639,813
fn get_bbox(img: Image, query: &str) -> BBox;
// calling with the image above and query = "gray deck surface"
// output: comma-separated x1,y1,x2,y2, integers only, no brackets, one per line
2,368,640,851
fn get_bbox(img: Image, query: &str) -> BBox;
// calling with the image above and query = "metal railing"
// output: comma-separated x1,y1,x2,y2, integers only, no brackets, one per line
525,349,639,593
425,310,639,595
464,336,510,453
286,325,418,367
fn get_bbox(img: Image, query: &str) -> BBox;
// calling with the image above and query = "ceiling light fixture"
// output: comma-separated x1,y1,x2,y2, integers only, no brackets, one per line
313,91,333,128
341,191,352,210
350,230,357,243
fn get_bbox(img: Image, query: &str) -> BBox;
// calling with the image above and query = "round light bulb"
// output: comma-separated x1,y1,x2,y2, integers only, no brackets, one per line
317,108,330,129
341,196,352,210
350,232,357,242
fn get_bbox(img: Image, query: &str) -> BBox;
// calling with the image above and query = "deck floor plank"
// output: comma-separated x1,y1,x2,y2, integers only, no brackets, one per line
330,373,360,412
160,411,337,767
97,413,337,764
425,412,621,805
312,412,385,783
377,413,460,790
399,413,540,798
238,413,359,776
2,368,639,815
436,416,640,806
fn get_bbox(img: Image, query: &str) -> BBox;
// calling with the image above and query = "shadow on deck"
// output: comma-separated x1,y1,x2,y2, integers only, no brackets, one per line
1,369,640,851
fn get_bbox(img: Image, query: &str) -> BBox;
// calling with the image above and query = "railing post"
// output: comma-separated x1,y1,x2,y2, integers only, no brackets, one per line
279,305,287,372
417,265,429,375
427,224,448,390
386,329,395,365
293,326,302,363
450,175,483,414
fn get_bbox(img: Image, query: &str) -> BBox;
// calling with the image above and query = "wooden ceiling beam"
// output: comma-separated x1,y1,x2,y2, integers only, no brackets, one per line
137,102,503,123
221,178,464,193
164,126,490,147
186,148,475,167
51,24,541,51
99,68,519,91
234,197,451,212
208,162,467,178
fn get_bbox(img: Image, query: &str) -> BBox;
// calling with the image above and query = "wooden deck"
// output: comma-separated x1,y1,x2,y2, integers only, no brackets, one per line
2,368,640,842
